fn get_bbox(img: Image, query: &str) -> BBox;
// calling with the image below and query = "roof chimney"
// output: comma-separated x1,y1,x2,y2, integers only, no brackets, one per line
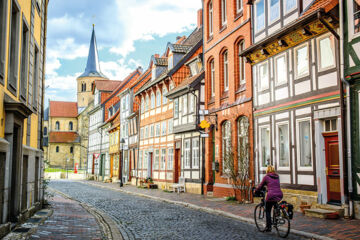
176,36,182,40
197,9,203,29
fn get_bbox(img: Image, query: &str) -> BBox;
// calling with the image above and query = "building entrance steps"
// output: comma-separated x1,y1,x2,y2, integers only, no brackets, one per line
83,180,360,240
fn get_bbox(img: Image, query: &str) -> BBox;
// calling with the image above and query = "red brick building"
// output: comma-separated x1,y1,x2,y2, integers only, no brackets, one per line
203,0,254,199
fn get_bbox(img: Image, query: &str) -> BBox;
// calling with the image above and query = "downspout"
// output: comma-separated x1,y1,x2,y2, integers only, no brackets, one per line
318,10,353,217
133,97,141,187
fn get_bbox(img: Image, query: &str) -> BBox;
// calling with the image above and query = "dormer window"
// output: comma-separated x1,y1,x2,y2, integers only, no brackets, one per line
152,66,156,80
168,55,173,70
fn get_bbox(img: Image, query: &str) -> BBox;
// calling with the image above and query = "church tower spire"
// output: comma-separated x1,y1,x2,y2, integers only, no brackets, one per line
77,25,108,108
79,25,107,78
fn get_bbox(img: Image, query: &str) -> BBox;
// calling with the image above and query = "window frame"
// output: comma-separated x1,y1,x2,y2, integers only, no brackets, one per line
255,0,265,33
317,34,336,72
184,139,191,169
192,138,200,168
258,61,269,90
223,51,229,92
156,89,161,107
237,116,249,172
221,120,232,173
0,0,8,84
167,148,174,170
221,0,227,26
259,125,271,170
236,0,243,14
268,0,280,24
238,41,246,86
296,117,313,171
208,1,213,37
276,121,290,170
162,86,168,104
151,91,155,109
294,42,310,79
210,59,215,97
154,149,159,170
161,149,166,170
274,53,288,86
284,0,297,14
161,121,167,136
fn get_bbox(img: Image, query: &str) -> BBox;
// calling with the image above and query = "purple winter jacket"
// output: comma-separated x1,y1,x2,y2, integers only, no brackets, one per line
256,173,283,202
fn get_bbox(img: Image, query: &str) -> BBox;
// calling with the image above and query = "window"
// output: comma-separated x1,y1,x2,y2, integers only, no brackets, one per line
161,149,166,170
156,90,161,107
155,123,161,137
20,19,29,100
141,97,145,113
324,118,337,132
139,150,143,169
237,116,249,172
168,55,173,70
183,95,188,115
8,1,20,91
56,146,59,152
70,147,73,154
0,0,7,82
318,35,335,70
192,138,200,168
167,148,174,170
43,127,47,136
162,87,168,104
222,121,231,171
150,124,154,137
33,46,39,108
161,121,167,136
277,123,290,168
174,98,179,118
168,119,173,134
298,119,312,168
145,126,149,139
255,0,265,32
275,54,287,85
209,1,213,36
151,92,155,109
189,94,195,113
210,59,215,97
143,151,148,170
295,44,309,78
154,149,159,170
354,0,360,33
145,95,150,111
238,41,245,85
284,0,297,13
221,0,227,26
152,66,156,80
55,121,60,130
260,126,270,168
140,127,144,139
223,51,229,91
258,61,269,90
69,121,73,131
269,0,280,23
236,0,243,14
184,139,191,168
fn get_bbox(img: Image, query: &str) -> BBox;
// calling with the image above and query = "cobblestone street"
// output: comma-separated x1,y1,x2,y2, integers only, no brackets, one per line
45,180,305,240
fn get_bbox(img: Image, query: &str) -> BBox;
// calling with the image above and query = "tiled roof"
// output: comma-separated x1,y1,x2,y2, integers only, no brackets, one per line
301,0,338,17
154,57,168,66
167,70,204,97
170,44,192,53
183,27,203,45
49,132,80,143
49,101,78,118
94,80,122,92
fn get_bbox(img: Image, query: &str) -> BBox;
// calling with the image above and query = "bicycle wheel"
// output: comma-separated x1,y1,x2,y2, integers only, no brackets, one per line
254,204,267,232
275,209,290,238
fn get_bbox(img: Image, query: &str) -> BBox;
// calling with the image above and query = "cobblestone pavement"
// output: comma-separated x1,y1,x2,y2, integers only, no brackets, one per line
88,180,360,240
30,192,103,240
49,180,305,240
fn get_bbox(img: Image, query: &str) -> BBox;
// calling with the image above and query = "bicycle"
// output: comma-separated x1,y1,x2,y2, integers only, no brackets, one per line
253,188,292,238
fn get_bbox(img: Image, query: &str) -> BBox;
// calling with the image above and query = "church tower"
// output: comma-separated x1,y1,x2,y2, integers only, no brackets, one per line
77,25,108,108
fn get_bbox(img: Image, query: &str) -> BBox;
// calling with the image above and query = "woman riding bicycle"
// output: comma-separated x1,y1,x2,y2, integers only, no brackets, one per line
255,165,283,232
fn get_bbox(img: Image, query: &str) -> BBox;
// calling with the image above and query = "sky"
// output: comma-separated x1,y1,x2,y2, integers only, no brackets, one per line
45,0,202,106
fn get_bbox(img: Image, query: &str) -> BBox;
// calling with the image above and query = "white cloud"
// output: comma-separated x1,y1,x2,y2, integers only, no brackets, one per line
100,58,142,80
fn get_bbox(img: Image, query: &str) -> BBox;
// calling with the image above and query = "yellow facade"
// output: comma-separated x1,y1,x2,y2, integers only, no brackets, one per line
50,117,78,132
77,76,107,108
48,143,80,168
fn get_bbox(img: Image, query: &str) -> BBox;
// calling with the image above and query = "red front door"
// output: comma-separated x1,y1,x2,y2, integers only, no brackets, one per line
323,132,341,203
174,149,180,183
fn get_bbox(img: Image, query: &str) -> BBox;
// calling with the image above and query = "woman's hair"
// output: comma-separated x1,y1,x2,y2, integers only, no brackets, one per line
266,165,276,174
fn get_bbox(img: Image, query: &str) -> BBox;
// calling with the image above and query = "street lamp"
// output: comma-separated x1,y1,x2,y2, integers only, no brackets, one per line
119,138,125,187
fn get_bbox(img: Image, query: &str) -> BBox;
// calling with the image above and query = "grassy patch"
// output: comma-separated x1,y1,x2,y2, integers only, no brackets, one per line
226,196,237,201
45,168,84,174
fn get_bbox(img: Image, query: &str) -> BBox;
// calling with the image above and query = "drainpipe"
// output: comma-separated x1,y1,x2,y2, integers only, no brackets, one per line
318,10,353,218
133,97,141,187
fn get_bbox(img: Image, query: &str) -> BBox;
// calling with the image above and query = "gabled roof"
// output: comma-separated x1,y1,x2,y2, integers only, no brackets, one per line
167,43,192,54
93,80,122,93
182,26,203,45
301,0,338,18
49,101,78,118
166,70,204,99
78,26,108,79
49,132,80,143
153,56,168,66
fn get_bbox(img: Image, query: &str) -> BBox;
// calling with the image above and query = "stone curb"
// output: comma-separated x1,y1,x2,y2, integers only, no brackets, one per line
48,187,123,240
83,181,336,240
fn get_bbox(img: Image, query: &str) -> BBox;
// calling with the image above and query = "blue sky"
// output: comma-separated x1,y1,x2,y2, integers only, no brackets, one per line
45,0,202,105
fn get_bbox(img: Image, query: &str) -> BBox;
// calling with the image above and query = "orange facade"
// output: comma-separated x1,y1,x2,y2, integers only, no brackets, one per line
203,0,254,198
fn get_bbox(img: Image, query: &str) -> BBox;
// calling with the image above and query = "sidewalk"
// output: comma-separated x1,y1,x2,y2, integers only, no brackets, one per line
85,180,360,240
29,193,103,240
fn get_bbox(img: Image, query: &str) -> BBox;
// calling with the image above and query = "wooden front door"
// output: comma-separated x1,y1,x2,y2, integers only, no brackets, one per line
323,133,341,203
174,149,180,183
110,155,113,178
92,155,95,175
